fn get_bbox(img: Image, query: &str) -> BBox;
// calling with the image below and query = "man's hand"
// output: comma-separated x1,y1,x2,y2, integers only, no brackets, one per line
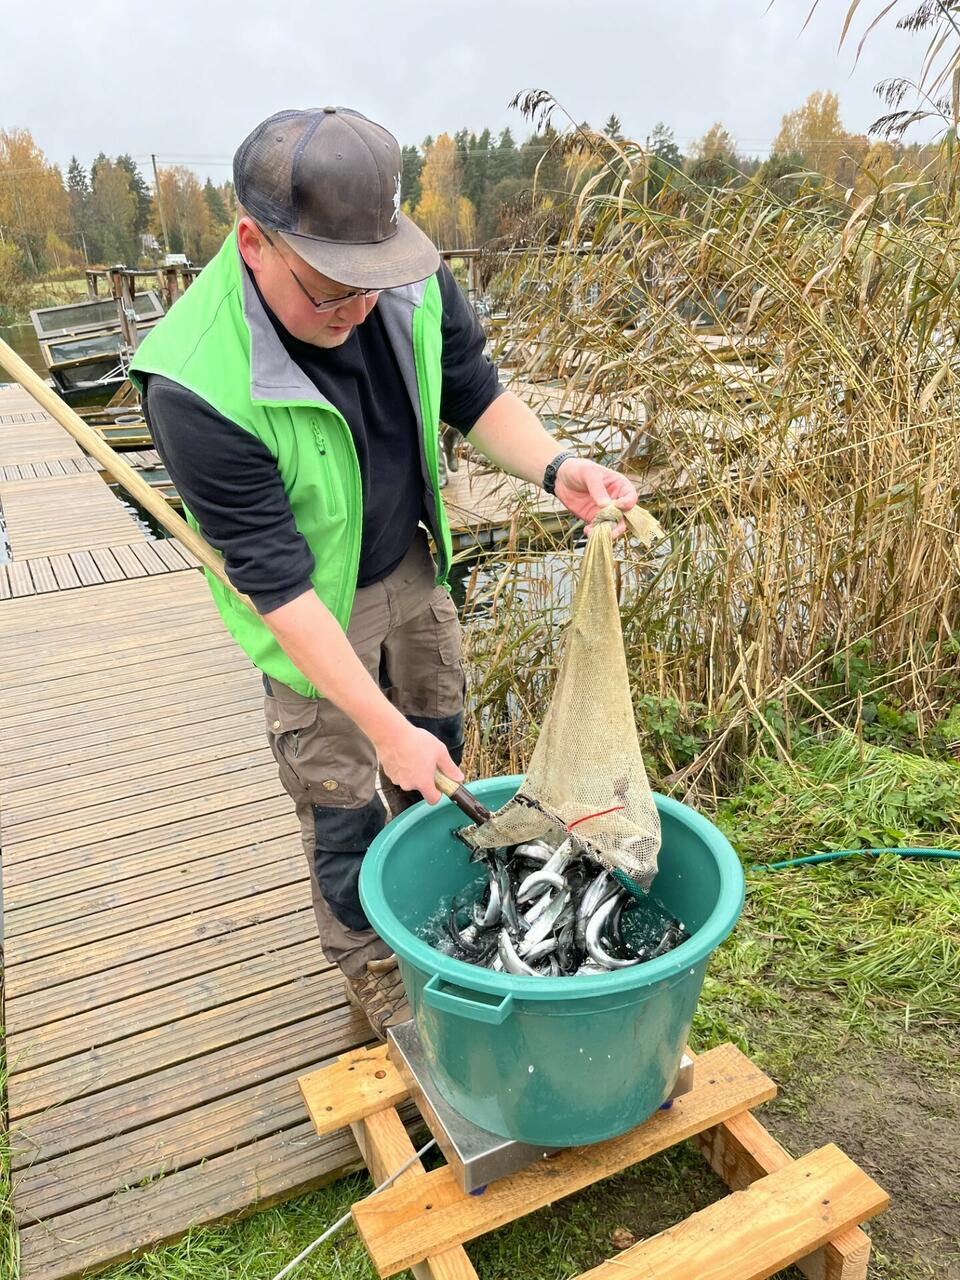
553,458,637,535
373,719,464,804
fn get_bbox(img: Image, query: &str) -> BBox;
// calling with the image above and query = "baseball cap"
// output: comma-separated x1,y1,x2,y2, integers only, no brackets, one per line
234,106,440,290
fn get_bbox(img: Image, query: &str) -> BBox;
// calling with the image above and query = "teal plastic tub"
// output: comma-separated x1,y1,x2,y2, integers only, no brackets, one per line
360,777,743,1147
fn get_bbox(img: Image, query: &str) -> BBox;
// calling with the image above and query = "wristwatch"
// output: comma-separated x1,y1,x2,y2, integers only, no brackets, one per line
542,450,577,495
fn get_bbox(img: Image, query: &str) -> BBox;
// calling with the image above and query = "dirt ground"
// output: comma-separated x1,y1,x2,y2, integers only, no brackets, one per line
512,1043,960,1280
764,1049,960,1280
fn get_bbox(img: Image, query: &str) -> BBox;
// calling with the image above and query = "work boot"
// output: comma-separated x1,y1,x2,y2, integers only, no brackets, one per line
344,954,411,1042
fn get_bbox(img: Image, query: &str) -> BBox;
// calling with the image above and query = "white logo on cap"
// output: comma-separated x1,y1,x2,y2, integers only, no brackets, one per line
392,172,401,224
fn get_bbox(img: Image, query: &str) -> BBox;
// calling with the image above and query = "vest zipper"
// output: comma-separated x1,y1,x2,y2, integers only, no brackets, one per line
310,418,337,515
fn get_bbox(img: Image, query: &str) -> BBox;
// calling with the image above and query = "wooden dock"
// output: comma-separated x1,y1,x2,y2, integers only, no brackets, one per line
0,379,572,1279
0,382,376,1278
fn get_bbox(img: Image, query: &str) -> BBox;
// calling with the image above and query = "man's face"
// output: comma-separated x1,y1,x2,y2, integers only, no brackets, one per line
237,217,380,349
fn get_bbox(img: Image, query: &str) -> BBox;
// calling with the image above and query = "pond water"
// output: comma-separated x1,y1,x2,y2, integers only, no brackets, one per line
0,321,47,381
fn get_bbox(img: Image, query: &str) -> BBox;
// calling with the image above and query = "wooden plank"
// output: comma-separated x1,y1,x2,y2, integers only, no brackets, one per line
4,740,270,832
2,831,300,964
25,556,59,594
48,553,81,589
127,540,170,575
151,538,196,571
300,1044,409,1137
7,560,36,598
8,904,314,1030
575,1145,888,1280
12,998,365,1168
4,839,300,962
6,935,330,1072
695,1109,873,1280
2,651,257,739
351,1044,777,1277
4,874,306,1005
2,717,264,802
0,564,10,599
108,542,148,578
15,1059,343,1223
7,967,349,1120
3,768,285,869
69,549,104,586
87,545,126,582
172,538,201,567
1,691,263,780
355,1108,479,1280
16,1119,361,1280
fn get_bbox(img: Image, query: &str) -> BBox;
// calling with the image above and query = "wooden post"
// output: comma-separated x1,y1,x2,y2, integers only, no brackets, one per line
85,269,98,300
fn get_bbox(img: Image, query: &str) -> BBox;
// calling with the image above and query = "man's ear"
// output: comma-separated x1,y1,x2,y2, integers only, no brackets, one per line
237,216,265,271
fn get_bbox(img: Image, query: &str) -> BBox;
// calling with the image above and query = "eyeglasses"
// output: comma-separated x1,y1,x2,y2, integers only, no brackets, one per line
256,223,380,313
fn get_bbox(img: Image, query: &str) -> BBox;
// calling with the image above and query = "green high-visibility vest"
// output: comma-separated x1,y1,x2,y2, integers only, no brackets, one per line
131,232,453,697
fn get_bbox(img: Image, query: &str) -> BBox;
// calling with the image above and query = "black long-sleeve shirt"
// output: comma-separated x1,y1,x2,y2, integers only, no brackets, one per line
142,262,501,612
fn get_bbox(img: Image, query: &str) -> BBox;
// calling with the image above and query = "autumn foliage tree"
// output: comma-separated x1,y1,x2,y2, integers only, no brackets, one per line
412,134,477,249
0,129,71,273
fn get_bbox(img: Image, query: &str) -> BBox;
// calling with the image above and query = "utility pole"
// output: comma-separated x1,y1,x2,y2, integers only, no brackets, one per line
152,154,170,253
642,134,651,206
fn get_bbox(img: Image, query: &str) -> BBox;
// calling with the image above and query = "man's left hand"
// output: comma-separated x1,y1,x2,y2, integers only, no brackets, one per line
553,458,637,535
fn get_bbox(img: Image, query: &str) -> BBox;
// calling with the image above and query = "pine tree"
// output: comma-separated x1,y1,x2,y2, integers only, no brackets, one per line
604,114,623,141
203,178,228,225
488,128,519,185
116,154,153,241
401,145,423,210
66,156,90,263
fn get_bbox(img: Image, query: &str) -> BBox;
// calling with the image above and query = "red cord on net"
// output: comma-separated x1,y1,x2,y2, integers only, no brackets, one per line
567,805,625,831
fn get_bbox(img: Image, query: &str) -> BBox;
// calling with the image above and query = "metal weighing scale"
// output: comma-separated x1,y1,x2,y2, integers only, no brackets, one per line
387,1018,695,1192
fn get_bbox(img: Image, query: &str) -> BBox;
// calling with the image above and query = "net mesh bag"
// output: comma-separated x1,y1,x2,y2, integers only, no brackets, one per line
465,503,666,890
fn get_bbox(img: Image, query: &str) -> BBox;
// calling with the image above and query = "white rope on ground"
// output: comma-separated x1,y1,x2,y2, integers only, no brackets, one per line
268,1136,437,1280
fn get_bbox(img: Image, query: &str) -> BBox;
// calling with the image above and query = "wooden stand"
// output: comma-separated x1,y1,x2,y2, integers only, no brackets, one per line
299,1041,888,1280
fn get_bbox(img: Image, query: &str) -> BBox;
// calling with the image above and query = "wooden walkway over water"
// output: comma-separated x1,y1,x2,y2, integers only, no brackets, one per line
0,380,562,1278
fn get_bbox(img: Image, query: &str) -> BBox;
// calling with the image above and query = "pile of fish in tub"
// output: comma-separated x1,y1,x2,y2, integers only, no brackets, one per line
424,835,689,977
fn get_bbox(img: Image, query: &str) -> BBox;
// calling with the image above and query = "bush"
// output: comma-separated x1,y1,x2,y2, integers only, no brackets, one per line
0,242,33,323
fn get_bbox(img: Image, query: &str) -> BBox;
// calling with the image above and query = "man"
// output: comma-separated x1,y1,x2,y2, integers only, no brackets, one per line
131,106,637,1041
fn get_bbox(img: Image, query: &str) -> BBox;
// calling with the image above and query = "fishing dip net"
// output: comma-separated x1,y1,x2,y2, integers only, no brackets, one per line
465,503,667,890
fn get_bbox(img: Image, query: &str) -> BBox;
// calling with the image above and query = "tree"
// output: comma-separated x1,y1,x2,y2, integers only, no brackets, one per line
651,122,682,168
488,128,520,185
116,154,153,243
603,114,623,141
67,156,91,262
687,122,740,187
413,133,474,248
645,122,684,201
0,129,70,273
153,165,216,262
772,91,850,184
203,177,228,225
756,150,808,198
462,128,489,209
0,242,33,321
401,144,423,211
89,159,137,263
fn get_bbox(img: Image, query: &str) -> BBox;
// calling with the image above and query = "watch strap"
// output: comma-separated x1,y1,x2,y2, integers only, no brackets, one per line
543,450,577,495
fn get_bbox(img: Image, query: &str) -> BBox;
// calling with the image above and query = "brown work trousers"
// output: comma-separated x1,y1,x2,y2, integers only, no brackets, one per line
263,533,465,977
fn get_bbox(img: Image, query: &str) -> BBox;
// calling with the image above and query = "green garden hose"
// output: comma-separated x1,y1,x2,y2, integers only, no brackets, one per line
755,847,960,871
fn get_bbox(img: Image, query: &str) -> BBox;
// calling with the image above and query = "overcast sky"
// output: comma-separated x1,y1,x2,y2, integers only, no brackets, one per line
1,0,938,183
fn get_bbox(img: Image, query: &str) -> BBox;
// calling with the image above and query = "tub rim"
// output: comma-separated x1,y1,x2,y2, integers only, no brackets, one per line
360,775,745,1004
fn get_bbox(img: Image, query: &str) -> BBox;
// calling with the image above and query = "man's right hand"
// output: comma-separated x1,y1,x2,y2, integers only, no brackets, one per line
374,719,463,804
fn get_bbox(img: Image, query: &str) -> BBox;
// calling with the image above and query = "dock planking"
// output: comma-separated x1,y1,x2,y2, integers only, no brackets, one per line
0,383,381,1279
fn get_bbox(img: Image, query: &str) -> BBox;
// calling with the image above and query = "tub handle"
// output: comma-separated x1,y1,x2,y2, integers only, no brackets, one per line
423,974,514,1025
